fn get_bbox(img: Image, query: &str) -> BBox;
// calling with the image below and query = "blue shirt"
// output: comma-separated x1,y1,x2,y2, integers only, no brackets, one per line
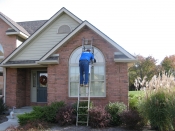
79,51,94,62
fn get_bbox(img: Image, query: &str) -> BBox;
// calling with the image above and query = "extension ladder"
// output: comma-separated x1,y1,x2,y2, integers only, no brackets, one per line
76,38,94,126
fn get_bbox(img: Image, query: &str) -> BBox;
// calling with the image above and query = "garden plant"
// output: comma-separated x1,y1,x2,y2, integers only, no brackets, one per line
138,72,175,131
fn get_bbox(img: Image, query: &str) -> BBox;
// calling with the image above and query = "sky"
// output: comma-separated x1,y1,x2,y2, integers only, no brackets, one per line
0,0,175,64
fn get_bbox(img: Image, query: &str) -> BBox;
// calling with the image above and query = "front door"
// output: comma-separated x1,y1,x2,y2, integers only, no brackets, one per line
37,71,47,102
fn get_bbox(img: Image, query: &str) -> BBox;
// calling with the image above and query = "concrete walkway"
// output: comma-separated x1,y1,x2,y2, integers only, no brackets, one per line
0,106,33,131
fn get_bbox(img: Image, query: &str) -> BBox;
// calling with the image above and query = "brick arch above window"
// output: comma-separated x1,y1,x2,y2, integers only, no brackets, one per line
58,25,71,34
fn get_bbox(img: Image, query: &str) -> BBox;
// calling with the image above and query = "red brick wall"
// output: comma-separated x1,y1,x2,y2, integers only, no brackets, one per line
6,68,28,108
5,26,129,107
0,18,17,58
0,76,3,95
47,26,129,106
16,68,27,107
6,68,48,107
6,68,17,108
0,18,17,98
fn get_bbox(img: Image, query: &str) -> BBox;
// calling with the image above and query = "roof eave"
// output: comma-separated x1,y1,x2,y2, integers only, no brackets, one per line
6,31,29,39
114,59,137,63
36,60,59,65
0,63,47,67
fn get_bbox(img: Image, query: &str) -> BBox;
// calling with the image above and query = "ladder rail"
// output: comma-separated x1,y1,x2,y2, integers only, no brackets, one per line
76,37,94,126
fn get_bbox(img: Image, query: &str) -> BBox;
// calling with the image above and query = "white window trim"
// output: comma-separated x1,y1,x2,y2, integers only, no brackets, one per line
68,47,106,97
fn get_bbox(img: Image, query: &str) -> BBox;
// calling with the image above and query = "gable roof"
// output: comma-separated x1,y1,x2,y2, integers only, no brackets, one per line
40,20,136,62
0,12,30,37
1,7,83,65
17,20,48,35
1,7,136,66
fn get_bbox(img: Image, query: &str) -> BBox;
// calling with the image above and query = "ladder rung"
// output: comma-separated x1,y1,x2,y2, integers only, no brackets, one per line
79,106,88,108
77,114,88,116
78,121,87,123
79,100,88,102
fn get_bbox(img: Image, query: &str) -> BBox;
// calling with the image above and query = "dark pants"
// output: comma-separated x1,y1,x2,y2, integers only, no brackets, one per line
79,60,89,85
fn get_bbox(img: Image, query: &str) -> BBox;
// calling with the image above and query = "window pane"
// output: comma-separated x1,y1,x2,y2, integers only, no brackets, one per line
33,72,36,87
70,67,79,81
70,82,78,96
91,66,104,80
90,81,105,97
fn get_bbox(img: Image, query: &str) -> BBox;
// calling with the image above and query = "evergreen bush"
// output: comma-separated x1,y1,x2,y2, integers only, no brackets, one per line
105,102,127,126
43,101,65,123
0,96,8,115
18,101,65,125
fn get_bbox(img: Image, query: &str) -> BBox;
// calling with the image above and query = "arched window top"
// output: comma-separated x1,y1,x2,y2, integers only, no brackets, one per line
58,25,71,34
69,47,105,64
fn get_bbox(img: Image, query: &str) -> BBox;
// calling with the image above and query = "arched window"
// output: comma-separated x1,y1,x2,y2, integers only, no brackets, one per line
69,47,106,97
0,44,4,60
58,25,71,34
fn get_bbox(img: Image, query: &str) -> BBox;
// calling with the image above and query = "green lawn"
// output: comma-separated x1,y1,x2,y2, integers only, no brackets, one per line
129,91,144,97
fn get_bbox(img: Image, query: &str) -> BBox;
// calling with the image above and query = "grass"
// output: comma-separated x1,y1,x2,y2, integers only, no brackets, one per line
129,91,144,97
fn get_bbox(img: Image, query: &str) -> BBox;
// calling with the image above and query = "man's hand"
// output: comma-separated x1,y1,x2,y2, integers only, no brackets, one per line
94,58,96,63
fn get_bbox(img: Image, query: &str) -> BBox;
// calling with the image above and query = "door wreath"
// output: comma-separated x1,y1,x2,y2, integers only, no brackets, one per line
40,75,47,85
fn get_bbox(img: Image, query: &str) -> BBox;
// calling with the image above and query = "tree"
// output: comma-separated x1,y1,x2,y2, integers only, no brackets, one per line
161,55,175,75
129,55,158,90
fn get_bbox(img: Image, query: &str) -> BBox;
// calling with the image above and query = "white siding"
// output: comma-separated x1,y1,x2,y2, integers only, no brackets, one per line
11,13,80,60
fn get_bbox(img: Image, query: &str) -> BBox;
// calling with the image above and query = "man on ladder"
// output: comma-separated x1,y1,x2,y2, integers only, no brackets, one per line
79,49,95,87
76,38,96,126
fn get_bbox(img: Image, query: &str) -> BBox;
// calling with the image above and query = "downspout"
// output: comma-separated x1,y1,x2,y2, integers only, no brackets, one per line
3,67,6,103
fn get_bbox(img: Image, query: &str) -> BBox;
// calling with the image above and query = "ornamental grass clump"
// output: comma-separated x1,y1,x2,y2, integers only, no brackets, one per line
138,72,175,131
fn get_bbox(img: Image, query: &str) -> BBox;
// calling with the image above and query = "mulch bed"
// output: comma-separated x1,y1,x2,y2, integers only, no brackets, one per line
0,114,8,124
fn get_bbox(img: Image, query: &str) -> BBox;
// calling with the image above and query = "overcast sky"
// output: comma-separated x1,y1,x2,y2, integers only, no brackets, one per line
0,0,175,64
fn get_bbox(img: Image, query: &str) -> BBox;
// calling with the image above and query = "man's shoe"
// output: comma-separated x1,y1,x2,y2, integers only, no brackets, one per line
84,84,88,87
80,84,83,87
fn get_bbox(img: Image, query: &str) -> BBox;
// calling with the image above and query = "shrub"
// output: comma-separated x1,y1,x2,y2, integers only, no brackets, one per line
56,105,76,126
73,101,93,123
18,112,38,125
18,101,65,125
129,93,142,111
89,106,111,128
32,106,46,119
6,120,50,131
43,101,65,123
0,96,8,115
105,102,127,126
120,109,145,130
139,90,175,131
138,73,175,131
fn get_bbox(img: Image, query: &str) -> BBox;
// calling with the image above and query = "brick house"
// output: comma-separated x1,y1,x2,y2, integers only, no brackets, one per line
0,8,136,108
